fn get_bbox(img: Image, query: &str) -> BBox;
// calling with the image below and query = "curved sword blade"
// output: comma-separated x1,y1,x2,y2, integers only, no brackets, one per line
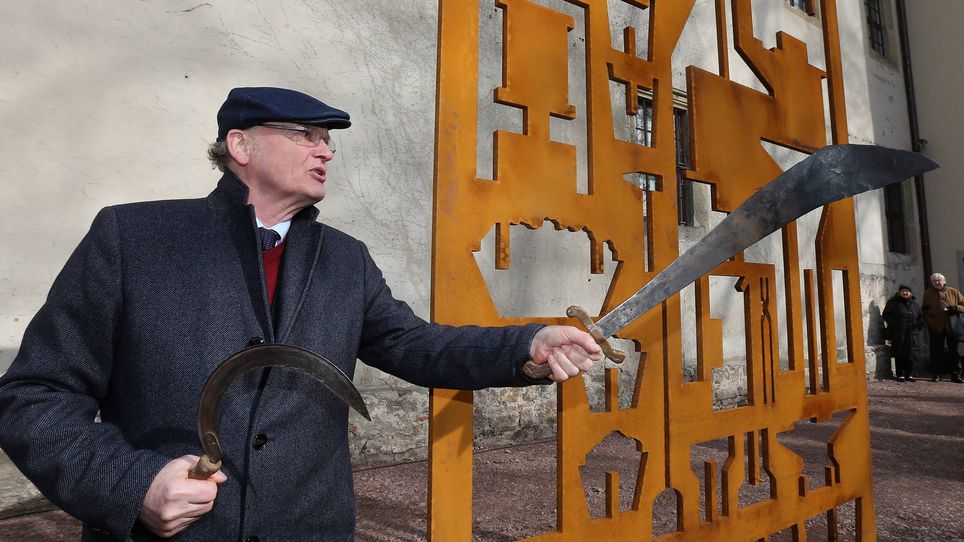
196,344,371,465
596,144,938,338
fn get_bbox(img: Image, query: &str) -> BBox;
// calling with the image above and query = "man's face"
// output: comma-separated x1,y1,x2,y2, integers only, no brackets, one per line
932,276,946,289
899,288,912,299
244,123,335,207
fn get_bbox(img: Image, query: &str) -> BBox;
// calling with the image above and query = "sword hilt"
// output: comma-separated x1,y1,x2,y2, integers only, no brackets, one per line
522,306,626,380
190,431,223,480
190,454,222,480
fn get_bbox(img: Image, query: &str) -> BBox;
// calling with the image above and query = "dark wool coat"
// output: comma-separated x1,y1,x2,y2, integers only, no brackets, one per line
0,173,543,541
882,293,924,361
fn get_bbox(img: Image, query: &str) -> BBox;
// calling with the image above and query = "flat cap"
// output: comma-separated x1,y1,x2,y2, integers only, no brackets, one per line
217,87,351,139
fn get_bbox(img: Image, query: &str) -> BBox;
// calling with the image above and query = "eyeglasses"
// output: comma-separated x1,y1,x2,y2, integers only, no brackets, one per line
260,122,335,152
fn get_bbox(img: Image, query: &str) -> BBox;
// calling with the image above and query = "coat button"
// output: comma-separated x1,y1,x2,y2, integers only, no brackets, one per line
248,337,264,347
252,433,269,450
246,537,260,542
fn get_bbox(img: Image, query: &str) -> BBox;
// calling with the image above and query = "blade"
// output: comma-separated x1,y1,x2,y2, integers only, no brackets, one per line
596,144,938,338
196,344,371,463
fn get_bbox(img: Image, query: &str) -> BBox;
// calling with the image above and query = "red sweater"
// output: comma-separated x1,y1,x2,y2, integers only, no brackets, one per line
262,239,286,307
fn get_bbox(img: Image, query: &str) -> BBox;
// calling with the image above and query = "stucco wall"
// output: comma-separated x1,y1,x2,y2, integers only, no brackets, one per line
0,0,451,467
0,0,924,474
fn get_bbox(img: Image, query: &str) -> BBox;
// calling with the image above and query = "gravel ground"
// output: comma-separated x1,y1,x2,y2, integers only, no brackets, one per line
1,379,961,541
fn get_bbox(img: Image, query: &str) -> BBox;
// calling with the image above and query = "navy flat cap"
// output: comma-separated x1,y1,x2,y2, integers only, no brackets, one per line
217,87,351,139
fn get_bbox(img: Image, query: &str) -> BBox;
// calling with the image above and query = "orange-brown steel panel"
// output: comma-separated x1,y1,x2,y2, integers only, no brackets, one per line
431,0,877,539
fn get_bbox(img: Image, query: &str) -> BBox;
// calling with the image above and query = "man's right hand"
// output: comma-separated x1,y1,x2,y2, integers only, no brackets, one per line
139,455,227,538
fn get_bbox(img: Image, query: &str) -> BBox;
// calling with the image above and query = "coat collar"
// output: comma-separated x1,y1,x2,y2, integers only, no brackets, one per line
206,170,321,222
207,169,324,342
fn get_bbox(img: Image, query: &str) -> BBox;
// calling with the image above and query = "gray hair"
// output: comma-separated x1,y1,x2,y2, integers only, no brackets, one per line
207,139,230,171
930,273,945,281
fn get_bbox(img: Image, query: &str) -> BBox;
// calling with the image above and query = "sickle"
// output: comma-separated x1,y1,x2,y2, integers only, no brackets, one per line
190,344,371,479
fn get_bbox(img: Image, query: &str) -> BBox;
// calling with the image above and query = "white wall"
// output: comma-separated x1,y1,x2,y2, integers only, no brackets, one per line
0,0,443,376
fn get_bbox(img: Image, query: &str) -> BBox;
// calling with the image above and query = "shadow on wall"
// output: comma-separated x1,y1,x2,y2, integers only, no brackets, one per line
867,300,886,345
866,300,891,378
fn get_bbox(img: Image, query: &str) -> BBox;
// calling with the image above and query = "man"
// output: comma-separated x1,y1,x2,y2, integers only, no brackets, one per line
0,87,602,541
921,272,964,383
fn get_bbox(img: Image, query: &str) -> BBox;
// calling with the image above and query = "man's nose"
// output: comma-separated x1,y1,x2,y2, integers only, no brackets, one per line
313,143,334,161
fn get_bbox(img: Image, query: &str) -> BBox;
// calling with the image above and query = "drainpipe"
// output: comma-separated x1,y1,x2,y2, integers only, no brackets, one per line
895,0,932,282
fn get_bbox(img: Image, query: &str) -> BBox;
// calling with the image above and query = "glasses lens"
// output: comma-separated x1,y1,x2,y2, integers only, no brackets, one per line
310,128,334,153
262,124,333,151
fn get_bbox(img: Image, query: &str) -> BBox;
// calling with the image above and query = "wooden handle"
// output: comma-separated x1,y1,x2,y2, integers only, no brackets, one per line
522,359,553,380
190,454,222,480
522,306,626,380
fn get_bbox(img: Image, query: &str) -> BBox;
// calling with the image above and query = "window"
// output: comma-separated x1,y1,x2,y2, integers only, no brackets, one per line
632,94,694,225
866,0,886,57
884,183,906,253
633,97,657,191
674,108,694,226
632,95,693,226
788,0,813,16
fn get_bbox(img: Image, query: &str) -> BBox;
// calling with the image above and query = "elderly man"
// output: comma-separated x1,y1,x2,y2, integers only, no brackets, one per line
0,87,602,541
921,272,964,383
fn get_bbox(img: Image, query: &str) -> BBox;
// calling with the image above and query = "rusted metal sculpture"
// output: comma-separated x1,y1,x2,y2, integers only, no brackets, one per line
431,0,886,539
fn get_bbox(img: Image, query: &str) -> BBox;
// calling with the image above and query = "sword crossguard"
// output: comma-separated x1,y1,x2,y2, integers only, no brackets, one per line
566,306,625,364
521,306,625,380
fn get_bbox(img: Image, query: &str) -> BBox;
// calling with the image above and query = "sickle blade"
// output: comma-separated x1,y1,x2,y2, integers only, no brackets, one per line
196,344,371,469
595,144,938,339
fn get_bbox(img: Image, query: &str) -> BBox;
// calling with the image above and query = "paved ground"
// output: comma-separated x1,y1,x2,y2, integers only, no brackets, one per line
1,379,961,541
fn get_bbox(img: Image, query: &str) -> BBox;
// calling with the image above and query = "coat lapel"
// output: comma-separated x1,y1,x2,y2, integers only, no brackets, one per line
273,207,323,342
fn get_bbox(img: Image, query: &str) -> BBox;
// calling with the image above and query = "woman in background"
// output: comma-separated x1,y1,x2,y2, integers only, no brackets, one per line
883,284,924,382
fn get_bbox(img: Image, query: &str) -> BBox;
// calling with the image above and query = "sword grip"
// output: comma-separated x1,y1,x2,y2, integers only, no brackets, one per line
190,454,222,480
521,306,626,380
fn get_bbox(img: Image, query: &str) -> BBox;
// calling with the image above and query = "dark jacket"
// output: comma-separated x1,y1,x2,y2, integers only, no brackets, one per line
0,173,542,541
882,293,924,361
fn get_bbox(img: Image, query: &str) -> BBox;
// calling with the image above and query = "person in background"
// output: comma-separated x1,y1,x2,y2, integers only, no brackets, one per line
921,272,964,383
882,284,924,382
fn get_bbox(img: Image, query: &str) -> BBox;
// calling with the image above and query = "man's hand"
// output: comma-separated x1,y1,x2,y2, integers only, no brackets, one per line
139,455,227,538
529,326,604,382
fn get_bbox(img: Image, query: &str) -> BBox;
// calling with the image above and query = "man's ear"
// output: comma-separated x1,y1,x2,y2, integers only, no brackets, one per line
225,129,252,166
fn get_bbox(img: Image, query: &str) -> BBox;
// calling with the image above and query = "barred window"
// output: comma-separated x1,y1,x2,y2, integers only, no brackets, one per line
788,0,813,16
633,97,658,191
866,0,886,56
884,183,907,253
674,108,694,226
632,95,693,225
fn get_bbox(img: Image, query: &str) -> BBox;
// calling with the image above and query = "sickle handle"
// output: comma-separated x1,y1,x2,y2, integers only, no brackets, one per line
190,455,222,480
522,306,626,380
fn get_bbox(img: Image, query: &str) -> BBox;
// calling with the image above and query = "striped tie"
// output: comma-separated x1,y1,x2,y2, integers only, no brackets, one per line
257,227,281,252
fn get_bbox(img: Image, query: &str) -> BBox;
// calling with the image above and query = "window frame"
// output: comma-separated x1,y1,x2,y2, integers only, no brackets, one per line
865,0,887,57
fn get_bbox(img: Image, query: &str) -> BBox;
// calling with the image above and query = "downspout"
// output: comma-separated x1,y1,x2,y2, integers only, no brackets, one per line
895,0,932,281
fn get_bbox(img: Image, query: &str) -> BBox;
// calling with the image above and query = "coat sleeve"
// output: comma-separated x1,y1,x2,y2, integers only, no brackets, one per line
953,288,964,313
353,243,546,389
0,208,169,540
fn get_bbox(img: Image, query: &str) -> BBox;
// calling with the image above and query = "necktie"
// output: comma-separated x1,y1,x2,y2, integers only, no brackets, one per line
257,227,281,252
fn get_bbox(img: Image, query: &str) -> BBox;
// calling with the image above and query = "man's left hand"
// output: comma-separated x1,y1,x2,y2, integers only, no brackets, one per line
529,326,604,382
